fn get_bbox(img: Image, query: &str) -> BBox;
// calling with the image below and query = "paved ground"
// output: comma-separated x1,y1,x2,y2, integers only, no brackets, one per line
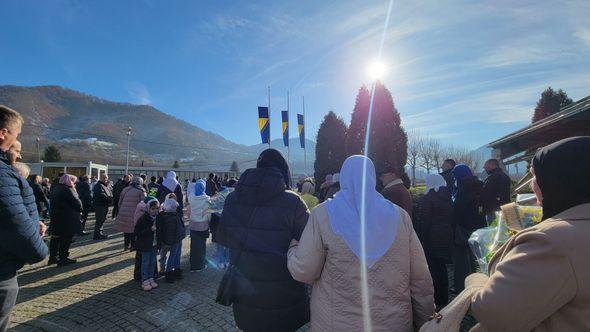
9,210,474,332
9,210,242,332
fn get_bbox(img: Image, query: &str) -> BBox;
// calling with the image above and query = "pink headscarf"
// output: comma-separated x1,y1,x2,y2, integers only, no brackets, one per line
59,174,76,188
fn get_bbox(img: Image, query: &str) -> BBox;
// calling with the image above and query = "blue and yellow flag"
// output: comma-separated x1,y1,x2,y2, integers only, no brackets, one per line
281,111,289,147
258,106,270,144
297,113,305,148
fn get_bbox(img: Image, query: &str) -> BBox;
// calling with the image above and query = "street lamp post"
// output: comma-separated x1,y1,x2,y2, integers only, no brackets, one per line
125,127,132,174
36,137,41,162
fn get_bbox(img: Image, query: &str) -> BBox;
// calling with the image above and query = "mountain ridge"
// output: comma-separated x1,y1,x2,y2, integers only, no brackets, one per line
0,85,315,173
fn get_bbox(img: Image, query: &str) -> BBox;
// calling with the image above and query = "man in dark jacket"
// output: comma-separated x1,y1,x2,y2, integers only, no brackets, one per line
111,174,131,218
147,176,159,198
217,149,310,332
29,175,49,219
0,105,48,331
379,166,413,219
205,173,219,196
92,174,113,240
482,159,512,224
440,159,456,191
75,175,92,235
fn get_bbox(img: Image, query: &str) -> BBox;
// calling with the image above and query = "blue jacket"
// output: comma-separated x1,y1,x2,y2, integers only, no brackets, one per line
0,152,48,280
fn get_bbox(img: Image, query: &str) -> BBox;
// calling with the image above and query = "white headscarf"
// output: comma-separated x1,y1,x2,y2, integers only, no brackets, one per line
325,155,399,268
301,181,314,195
162,197,179,212
425,174,447,193
163,171,179,192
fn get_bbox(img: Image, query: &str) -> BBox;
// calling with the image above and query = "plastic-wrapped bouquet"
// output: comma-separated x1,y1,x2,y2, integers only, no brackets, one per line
206,188,234,214
468,195,542,274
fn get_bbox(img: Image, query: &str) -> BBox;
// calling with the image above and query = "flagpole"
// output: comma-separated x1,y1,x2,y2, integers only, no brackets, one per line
268,86,271,149
287,90,291,165
302,96,307,175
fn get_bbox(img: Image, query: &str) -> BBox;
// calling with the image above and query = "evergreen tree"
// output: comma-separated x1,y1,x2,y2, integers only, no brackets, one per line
345,86,371,155
346,82,408,182
229,160,240,173
43,145,61,162
172,160,180,168
314,111,348,192
532,87,573,123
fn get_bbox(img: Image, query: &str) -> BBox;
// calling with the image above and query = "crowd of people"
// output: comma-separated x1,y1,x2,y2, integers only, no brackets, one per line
1,103,590,331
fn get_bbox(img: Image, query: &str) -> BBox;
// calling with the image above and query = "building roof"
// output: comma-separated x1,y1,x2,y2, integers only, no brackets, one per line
488,95,590,160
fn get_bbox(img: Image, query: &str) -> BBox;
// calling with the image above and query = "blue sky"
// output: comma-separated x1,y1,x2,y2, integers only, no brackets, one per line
1,0,589,148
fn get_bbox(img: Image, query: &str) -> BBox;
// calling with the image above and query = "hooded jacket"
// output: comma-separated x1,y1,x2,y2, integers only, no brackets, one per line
217,167,310,332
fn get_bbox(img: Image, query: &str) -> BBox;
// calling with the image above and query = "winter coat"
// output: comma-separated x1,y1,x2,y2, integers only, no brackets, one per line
49,183,83,237
31,182,49,214
440,169,455,191
417,187,454,259
288,203,434,331
115,185,146,233
92,181,113,207
134,213,156,252
382,179,414,219
147,181,159,198
133,201,147,226
156,184,184,216
0,152,48,280
75,181,92,214
205,178,219,196
469,203,590,331
453,175,484,246
112,179,129,207
324,182,340,200
217,167,310,332
188,194,211,232
156,211,185,247
481,168,512,214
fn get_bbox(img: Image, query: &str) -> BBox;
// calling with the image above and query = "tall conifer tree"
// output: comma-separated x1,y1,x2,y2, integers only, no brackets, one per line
314,111,348,192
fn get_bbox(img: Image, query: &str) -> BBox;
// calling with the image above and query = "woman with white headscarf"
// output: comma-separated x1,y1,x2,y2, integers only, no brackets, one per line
157,171,184,218
418,174,454,307
287,155,434,331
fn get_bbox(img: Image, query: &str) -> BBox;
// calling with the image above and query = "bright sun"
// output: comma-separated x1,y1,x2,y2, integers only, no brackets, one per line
367,61,387,80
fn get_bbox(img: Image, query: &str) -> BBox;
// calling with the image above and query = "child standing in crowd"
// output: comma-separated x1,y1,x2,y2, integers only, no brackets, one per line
157,195,185,283
188,180,211,272
134,198,160,291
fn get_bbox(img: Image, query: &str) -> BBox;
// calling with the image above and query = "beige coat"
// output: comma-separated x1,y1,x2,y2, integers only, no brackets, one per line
288,203,434,332
469,203,590,331
115,186,146,233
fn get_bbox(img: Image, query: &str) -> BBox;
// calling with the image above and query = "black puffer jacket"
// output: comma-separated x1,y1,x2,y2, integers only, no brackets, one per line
135,213,156,252
49,184,83,236
217,167,310,332
156,211,184,247
418,187,454,259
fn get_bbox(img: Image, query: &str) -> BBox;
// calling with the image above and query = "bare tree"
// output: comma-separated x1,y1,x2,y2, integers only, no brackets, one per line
429,138,443,172
407,130,423,186
419,137,437,174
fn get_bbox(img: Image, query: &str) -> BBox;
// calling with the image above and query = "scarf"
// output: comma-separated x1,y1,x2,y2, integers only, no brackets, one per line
325,155,399,268
163,171,179,193
532,136,590,220
425,173,447,193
